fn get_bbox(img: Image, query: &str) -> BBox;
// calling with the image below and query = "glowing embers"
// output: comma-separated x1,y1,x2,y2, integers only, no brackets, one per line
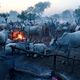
10,30,26,41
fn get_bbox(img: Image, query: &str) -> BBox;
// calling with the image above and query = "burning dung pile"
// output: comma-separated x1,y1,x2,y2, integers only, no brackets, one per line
10,30,26,41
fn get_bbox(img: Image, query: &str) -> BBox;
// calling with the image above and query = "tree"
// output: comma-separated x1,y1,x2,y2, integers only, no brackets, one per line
18,11,27,20
0,13,8,18
18,7,39,25
74,7,80,25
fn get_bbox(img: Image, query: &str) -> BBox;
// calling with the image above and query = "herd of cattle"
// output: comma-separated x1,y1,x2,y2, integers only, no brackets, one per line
0,28,80,55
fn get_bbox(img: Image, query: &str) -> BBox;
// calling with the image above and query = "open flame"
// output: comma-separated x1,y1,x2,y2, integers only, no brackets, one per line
10,30,26,41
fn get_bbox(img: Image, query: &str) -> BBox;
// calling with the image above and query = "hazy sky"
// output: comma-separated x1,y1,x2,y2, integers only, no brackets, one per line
0,0,80,15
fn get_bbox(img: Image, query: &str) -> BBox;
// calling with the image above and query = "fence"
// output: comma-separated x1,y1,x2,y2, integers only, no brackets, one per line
10,45,80,76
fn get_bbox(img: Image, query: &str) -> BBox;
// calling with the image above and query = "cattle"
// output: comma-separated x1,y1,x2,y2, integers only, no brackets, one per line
24,25,42,34
0,30,8,45
75,25,80,31
50,31,80,54
0,29,9,52
34,43,47,53
5,42,27,55
57,31,80,47
29,43,47,54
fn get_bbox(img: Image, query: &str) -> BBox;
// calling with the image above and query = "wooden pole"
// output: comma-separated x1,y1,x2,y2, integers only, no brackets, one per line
71,56,75,73
10,46,16,80
51,54,57,77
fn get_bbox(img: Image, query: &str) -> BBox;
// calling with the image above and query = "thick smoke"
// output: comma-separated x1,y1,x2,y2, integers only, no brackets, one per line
26,2,51,15
33,2,51,14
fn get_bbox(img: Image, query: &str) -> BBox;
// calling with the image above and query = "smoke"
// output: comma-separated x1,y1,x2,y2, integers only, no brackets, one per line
33,2,51,14
26,2,51,15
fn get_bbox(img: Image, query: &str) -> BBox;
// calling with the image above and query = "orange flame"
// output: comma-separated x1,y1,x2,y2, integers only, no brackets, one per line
10,30,26,41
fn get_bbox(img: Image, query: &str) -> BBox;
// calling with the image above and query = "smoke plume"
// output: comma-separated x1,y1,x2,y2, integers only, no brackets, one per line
26,2,51,15
33,2,51,14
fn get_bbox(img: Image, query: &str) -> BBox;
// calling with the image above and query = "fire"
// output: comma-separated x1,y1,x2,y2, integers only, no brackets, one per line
10,30,26,41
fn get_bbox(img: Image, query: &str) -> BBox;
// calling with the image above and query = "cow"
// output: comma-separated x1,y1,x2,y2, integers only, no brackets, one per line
29,43,47,53
50,31,80,56
0,30,8,45
27,43,48,57
0,29,9,51
33,43,47,53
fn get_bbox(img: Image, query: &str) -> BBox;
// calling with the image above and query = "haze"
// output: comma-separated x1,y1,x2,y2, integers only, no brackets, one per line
0,0,80,15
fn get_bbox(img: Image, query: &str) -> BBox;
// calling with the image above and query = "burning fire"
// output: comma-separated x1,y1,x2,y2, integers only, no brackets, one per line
10,30,26,41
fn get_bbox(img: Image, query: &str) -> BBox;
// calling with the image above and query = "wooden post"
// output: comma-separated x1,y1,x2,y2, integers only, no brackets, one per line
51,54,57,76
9,46,16,80
11,46,15,55
54,55,57,72
71,56,75,73
67,47,71,66
44,49,46,55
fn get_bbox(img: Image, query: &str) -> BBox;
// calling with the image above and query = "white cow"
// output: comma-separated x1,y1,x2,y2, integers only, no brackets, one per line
29,43,47,53
34,43,47,53
24,25,42,35
5,42,27,54
57,31,80,47
75,26,80,31
0,29,9,53
5,43,17,54
0,30,8,45
50,31,80,52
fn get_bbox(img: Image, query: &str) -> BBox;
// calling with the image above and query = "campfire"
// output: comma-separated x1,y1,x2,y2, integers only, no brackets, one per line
10,30,26,41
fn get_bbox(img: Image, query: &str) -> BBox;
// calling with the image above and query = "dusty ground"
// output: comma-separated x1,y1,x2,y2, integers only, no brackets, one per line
0,47,80,80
